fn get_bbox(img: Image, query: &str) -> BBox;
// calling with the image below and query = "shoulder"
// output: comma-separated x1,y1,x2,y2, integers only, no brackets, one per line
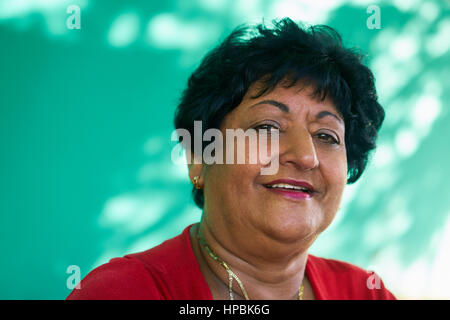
126,226,191,272
307,254,396,300
66,255,161,300
67,224,211,300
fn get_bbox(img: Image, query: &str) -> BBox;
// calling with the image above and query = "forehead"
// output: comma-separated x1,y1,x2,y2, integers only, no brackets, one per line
240,80,341,117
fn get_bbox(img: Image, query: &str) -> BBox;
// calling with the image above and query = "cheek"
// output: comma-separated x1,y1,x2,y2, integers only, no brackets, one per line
204,163,260,207
321,152,347,208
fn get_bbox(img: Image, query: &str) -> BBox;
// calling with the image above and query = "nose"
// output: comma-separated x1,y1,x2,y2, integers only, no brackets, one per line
279,127,319,170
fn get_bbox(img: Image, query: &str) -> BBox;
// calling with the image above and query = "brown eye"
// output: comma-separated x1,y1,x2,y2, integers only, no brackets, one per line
316,133,339,145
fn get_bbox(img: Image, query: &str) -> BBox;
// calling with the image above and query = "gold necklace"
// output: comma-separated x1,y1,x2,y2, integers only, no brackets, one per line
197,230,304,300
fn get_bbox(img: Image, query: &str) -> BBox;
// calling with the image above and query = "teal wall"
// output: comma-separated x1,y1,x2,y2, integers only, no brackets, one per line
1,0,449,299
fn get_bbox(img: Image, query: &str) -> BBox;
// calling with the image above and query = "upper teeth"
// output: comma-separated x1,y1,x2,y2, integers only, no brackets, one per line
267,183,310,192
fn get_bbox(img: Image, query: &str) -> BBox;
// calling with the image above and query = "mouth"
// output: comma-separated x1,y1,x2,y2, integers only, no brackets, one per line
263,179,317,200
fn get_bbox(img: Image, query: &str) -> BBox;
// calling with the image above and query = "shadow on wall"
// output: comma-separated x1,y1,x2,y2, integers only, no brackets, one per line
0,0,448,299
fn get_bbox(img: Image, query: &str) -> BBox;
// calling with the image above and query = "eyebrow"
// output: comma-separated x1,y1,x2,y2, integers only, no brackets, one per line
249,99,290,113
316,110,344,125
249,99,344,125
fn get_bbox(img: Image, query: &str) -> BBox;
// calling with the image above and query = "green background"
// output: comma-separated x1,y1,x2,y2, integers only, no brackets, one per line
1,0,449,299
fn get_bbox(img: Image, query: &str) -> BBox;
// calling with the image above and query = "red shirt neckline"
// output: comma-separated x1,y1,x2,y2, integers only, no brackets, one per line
182,223,320,300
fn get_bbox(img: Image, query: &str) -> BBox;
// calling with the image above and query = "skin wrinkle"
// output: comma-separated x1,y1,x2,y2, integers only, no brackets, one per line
188,80,347,300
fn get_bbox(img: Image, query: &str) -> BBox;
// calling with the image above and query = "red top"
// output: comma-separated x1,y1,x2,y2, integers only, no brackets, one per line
67,225,396,300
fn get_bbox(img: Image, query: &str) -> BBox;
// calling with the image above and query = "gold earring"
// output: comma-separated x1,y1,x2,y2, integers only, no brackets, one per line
193,176,201,189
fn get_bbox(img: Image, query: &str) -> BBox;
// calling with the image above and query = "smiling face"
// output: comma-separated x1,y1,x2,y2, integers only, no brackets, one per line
195,79,348,253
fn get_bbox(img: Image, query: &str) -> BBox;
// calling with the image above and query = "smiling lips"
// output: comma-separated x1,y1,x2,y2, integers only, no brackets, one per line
264,179,317,200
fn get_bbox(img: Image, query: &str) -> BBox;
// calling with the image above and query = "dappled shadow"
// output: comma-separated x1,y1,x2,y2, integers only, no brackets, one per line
0,0,448,299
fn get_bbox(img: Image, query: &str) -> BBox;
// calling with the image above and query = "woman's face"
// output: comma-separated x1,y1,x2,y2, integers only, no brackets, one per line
201,80,348,245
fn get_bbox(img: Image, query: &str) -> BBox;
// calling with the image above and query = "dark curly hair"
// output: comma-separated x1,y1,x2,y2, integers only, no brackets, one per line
174,17,385,209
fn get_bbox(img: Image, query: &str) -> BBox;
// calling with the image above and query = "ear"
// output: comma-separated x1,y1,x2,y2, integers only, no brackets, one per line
187,151,204,186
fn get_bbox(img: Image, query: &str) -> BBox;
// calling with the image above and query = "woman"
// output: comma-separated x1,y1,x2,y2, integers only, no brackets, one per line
67,18,395,300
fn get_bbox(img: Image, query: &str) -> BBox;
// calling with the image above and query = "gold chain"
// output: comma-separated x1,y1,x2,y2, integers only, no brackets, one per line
197,230,304,300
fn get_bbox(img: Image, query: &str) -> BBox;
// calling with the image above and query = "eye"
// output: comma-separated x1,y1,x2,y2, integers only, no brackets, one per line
253,123,280,133
316,132,340,145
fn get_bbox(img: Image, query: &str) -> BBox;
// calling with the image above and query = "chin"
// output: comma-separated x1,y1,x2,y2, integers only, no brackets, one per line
260,214,321,244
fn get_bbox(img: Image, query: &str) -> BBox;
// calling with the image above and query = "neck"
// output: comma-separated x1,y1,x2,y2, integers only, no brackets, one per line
191,220,313,300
